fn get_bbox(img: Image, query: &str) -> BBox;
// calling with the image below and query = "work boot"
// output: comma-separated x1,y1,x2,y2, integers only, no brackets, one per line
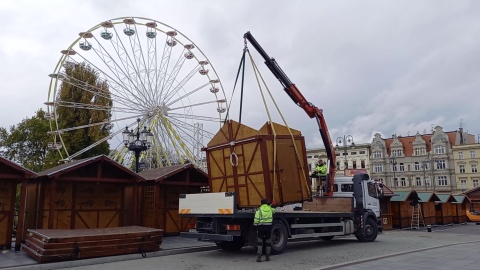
256,255,262,262
266,255,270,261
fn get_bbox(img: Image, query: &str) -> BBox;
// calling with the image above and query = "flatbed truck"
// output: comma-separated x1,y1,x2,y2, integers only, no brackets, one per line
180,173,383,253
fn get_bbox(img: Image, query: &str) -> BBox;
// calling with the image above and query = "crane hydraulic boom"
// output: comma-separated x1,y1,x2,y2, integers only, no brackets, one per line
243,31,337,196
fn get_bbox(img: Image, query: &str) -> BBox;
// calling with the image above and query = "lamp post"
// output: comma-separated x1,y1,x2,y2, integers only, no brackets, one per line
421,158,429,191
122,118,154,173
335,135,355,172
389,156,397,189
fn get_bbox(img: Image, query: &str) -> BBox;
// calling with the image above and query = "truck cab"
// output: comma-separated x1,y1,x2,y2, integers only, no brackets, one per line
332,176,382,218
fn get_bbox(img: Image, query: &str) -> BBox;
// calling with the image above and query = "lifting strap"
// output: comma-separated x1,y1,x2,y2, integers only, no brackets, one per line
224,46,247,124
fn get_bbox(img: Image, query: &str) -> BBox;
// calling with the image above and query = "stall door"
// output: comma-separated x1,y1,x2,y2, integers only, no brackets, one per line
0,181,16,248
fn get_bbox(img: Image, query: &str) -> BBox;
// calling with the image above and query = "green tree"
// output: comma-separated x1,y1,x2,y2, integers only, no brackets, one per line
0,109,51,171
54,62,112,159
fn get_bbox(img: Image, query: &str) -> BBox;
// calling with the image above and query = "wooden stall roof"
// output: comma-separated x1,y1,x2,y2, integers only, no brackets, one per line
435,194,457,203
452,195,470,204
0,156,37,179
416,192,441,202
381,184,395,197
36,155,143,183
138,163,208,184
390,190,421,202
463,186,480,202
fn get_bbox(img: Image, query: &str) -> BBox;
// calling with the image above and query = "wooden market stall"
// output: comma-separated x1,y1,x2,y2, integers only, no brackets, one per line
379,184,395,230
435,194,457,225
138,164,209,235
0,156,37,250
17,155,143,249
452,195,469,224
463,187,480,222
390,190,421,229
205,120,311,208
416,192,441,226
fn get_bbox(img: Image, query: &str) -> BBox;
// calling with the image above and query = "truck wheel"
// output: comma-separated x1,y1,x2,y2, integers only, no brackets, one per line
355,218,378,242
215,241,245,251
271,220,288,254
320,236,335,241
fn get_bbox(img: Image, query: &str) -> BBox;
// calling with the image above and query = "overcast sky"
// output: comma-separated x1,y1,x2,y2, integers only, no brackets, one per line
1,0,479,150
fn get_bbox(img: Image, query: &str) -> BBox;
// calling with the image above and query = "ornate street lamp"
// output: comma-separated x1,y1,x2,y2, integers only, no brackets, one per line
335,135,354,170
389,156,397,189
122,118,154,173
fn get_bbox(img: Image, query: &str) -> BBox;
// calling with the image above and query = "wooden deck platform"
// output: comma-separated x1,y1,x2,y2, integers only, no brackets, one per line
22,226,163,263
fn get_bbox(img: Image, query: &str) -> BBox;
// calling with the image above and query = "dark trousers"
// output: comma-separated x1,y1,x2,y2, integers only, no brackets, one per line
256,225,272,257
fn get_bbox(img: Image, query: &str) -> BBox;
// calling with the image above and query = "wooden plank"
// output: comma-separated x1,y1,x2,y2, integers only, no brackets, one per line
303,197,353,212
27,226,163,243
25,234,163,249
23,242,159,263
25,239,160,255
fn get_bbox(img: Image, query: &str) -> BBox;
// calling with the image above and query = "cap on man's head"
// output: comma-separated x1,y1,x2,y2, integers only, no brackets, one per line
261,198,268,204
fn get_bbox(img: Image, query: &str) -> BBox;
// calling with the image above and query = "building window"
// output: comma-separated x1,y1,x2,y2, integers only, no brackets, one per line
343,152,348,156
473,179,479,188
436,160,446,170
414,147,426,156
414,162,420,171
458,152,463,159
374,164,383,173
336,161,340,168
392,149,403,157
415,177,422,186
472,164,478,173
459,164,465,173
434,145,445,154
359,151,366,154
392,164,397,172
394,178,398,187
308,155,313,159
401,178,407,187
351,152,357,155
314,155,320,158
460,179,467,190
373,151,382,159
437,176,448,186
361,160,365,169
399,163,405,172
344,161,348,169
353,160,357,169
308,163,312,172
471,150,476,158
425,177,431,186
336,153,341,156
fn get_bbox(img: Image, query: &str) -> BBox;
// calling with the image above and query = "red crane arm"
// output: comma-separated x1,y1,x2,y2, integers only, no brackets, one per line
244,31,337,196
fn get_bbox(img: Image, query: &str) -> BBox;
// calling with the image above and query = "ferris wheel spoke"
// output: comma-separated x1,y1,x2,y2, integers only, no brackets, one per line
89,38,152,108
168,113,222,123
160,117,195,163
52,114,142,134
55,72,140,111
168,117,216,138
131,23,155,100
165,82,210,107
165,119,209,150
162,65,201,104
159,48,188,102
71,50,147,109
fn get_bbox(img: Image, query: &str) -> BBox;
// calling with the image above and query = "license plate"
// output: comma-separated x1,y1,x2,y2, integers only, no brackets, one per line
189,229,197,232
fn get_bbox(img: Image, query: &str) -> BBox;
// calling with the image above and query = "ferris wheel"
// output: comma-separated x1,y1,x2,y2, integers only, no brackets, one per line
45,17,227,169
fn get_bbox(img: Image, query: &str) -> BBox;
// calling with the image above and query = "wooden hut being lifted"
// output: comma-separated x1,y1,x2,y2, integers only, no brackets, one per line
205,120,311,208
435,194,457,225
0,156,37,250
138,164,209,235
415,192,441,226
452,195,469,224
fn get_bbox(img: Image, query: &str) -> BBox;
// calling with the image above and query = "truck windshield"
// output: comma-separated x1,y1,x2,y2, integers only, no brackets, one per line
367,183,378,199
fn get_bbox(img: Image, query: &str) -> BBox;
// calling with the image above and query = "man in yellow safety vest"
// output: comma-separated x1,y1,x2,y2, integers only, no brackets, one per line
254,198,276,262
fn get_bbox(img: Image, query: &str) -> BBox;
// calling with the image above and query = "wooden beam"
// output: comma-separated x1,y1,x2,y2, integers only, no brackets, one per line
48,181,57,229
53,177,134,183
15,179,28,251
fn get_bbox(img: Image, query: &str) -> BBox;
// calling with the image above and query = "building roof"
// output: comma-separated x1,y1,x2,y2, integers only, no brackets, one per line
138,163,208,182
381,184,395,197
453,195,470,204
415,192,441,202
36,155,142,181
0,156,37,178
435,193,457,203
384,132,457,156
390,190,421,202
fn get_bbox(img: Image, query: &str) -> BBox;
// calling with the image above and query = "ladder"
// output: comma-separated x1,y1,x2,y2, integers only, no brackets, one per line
411,204,426,230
